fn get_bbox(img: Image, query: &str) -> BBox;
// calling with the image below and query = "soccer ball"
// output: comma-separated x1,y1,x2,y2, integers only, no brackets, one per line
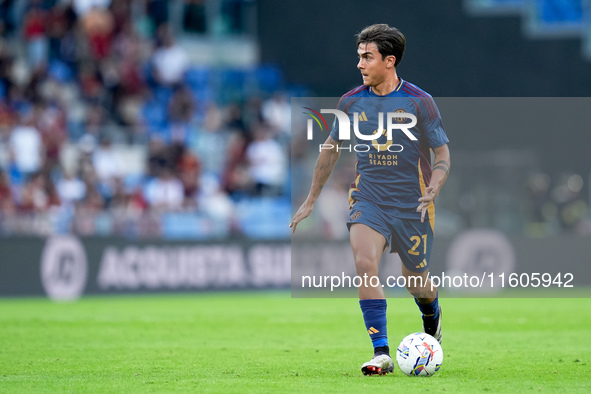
396,332,443,376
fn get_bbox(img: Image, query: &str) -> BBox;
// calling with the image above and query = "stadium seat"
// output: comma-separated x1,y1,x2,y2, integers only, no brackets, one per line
253,64,283,93
538,0,582,24
185,67,211,90
47,59,73,83
142,101,167,131
154,87,173,106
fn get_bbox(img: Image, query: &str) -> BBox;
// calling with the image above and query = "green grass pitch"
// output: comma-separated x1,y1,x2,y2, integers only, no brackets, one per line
1,293,590,393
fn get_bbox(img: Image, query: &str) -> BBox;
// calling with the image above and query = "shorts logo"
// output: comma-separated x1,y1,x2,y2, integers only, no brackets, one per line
351,211,362,220
393,108,408,123
415,259,427,269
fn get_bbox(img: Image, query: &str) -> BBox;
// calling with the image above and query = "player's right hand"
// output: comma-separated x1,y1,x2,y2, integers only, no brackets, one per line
289,202,313,233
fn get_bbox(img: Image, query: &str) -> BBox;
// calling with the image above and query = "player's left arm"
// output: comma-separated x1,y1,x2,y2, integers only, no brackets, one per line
417,144,450,222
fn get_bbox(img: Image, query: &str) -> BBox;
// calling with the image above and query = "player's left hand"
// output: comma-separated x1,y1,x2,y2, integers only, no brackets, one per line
417,185,438,223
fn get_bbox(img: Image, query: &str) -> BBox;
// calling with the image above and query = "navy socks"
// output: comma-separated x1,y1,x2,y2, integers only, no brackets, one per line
359,299,388,350
415,293,439,319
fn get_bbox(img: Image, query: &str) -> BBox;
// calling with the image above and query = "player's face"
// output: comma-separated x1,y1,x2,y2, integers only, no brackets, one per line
357,43,393,87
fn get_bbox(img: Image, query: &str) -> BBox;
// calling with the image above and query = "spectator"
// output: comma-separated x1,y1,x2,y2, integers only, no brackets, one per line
112,21,147,127
168,85,194,124
92,138,118,179
56,170,86,207
9,116,43,179
175,144,202,207
0,170,15,214
0,0,294,238
81,6,115,60
46,2,76,63
127,184,148,214
262,92,290,136
167,85,195,144
198,173,234,231
73,0,112,17
0,102,16,169
147,137,170,176
109,0,132,33
81,102,108,144
144,167,184,210
202,102,223,132
74,185,105,235
151,25,189,87
78,63,106,101
22,2,48,70
242,96,264,136
34,100,67,173
19,172,59,213
92,137,121,200
222,131,250,198
245,125,286,196
225,103,246,135
0,34,15,95
193,103,227,176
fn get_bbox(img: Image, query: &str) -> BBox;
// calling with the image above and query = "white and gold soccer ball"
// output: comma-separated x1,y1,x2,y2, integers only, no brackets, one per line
396,332,443,376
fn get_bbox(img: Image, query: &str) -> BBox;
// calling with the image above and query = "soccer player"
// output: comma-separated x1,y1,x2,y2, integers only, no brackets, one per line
289,24,450,375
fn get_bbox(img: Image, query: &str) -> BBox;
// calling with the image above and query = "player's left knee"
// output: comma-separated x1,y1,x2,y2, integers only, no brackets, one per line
405,280,430,298
406,285,424,298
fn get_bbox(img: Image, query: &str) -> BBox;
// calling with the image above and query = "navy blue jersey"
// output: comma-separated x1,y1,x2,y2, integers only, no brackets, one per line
329,79,449,223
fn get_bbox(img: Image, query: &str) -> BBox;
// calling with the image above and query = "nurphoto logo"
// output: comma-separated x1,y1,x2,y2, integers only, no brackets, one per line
303,107,417,153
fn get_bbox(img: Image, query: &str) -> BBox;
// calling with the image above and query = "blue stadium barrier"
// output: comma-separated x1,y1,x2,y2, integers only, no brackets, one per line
94,212,114,236
161,212,229,239
236,197,291,239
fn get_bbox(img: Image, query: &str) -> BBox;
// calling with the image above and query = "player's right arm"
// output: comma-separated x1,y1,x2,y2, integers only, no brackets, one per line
289,135,343,233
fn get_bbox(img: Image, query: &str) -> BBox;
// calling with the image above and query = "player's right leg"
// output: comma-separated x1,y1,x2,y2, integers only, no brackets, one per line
350,223,393,375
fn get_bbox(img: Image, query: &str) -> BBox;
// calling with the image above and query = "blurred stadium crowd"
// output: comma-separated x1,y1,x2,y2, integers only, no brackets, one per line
0,0,291,238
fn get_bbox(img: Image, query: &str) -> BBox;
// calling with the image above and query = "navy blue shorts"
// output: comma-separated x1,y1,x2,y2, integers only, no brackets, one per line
347,199,434,273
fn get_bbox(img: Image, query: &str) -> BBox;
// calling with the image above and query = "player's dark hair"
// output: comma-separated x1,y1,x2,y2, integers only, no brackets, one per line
356,24,406,67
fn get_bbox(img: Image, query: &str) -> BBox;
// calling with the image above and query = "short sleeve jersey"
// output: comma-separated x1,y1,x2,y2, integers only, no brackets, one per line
329,79,449,220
